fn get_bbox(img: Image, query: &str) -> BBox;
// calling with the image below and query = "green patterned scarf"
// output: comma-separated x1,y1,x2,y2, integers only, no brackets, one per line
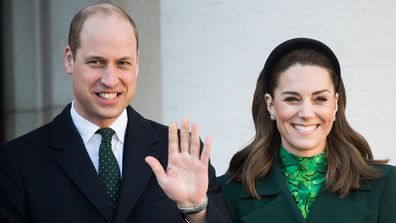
279,145,327,219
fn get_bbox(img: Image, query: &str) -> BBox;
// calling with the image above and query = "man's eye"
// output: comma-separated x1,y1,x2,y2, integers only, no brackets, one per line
118,61,131,66
88,60,102,65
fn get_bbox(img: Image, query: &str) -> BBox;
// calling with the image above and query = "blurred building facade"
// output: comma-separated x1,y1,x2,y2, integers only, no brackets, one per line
2,0,396,173
1,0,161,142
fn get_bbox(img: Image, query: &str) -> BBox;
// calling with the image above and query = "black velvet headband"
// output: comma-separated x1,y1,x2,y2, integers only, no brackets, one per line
262,38,341,93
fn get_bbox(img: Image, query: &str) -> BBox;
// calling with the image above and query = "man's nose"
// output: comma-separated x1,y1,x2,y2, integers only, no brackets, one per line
101,65,119,87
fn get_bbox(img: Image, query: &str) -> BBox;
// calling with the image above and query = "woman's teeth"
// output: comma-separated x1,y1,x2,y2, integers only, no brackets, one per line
293,124,317,132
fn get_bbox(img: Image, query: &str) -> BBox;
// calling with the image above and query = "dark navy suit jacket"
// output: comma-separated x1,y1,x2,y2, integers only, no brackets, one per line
0,105,231,223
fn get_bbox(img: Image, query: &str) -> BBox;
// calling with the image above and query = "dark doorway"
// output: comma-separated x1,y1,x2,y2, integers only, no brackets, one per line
0,0,5,143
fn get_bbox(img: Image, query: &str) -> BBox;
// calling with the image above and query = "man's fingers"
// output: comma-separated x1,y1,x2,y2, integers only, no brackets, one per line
180,118,190,153
190,123,200,158
168,122,179,154
201,135,212,165
145,156,166,180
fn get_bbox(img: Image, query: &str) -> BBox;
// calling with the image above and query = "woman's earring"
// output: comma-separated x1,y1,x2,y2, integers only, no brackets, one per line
270,114,275,121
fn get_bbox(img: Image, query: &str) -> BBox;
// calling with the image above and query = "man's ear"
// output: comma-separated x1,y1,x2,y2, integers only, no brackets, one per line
136,49,139,77
64,46,74,74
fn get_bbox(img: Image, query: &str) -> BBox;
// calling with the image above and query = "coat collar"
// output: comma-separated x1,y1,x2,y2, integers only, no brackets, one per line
113,106,160,223
52,104,114,222
238,161,372,223
240,161,284,198
239,162,305,223
52,105,160,223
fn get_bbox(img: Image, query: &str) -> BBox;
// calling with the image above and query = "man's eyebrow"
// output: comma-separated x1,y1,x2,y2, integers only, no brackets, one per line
117,56,135,62
85,55,105,60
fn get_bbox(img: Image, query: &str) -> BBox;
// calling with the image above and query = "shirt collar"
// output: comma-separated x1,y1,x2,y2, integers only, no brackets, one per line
279,145,327,168
70,101,128,144
109,107,127,144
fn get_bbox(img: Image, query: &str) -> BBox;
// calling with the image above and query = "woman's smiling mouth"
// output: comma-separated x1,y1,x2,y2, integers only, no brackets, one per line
292,124,319,133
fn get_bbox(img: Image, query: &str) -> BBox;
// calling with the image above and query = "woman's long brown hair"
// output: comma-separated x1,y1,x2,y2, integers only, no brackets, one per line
227,49,386,199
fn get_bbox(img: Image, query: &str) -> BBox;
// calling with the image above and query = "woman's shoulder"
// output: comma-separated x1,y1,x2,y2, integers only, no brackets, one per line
217,174,243,222
218,174,242,192
370,164,396,219
370,164,396,188
218,174,230,186
217,173,245,203
373,163,396,176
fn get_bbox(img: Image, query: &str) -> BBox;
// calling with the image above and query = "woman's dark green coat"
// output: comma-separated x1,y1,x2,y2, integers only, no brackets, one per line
219,163,396,223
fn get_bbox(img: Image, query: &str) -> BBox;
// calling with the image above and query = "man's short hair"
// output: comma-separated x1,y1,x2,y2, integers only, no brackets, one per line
68,3,139,59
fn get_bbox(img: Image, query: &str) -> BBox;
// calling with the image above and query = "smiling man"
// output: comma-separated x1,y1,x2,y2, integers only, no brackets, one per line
65,8,138,129
0,3,230,223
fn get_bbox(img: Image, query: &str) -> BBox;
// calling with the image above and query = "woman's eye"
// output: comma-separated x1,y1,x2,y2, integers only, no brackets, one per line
315,97,327,102
284,97,299,102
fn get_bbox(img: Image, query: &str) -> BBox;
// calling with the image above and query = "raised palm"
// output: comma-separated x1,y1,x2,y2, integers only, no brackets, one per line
145,119,211,206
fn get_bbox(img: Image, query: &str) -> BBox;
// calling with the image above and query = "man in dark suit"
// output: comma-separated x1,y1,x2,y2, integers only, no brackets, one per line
0,3,230,223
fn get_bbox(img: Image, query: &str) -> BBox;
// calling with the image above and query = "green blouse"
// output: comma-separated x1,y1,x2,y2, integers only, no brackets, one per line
279,146,327,219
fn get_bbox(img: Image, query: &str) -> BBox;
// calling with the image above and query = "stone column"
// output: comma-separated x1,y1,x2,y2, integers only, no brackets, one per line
2,0,101,140
112,0,163,123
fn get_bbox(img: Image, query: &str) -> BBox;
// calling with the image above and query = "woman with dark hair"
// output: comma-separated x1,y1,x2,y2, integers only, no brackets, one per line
219,38,396,223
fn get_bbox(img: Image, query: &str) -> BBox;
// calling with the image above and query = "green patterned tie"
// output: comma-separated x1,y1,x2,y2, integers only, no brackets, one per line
97,128,121,209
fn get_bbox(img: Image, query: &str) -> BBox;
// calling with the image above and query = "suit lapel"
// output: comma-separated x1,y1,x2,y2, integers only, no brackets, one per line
114,106,160,223
52,105,113,223
240,162,305,223
308,183,372,223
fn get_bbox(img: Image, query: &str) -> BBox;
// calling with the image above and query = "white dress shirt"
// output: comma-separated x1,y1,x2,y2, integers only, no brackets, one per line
70,101,127,176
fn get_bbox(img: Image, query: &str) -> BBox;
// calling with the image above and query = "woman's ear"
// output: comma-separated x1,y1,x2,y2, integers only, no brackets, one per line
332,93,339,121
265,93,274,118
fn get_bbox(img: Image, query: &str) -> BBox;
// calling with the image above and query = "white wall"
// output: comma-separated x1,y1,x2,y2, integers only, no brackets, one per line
160,0,396,175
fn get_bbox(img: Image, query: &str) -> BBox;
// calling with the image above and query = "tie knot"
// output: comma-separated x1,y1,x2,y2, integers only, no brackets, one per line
97,128,115,141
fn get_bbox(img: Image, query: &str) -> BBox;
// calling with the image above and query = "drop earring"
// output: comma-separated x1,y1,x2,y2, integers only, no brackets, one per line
270,114,275,121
